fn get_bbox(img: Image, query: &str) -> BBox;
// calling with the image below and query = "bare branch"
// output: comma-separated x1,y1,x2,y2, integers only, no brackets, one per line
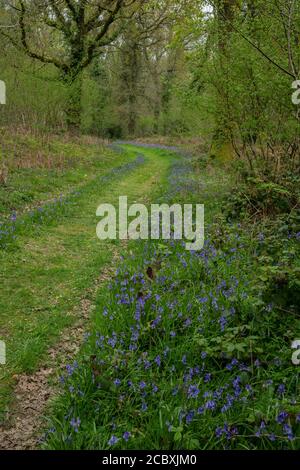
18,1,67,70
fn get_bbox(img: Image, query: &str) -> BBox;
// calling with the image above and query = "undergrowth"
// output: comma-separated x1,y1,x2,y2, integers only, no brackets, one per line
42,147,300,450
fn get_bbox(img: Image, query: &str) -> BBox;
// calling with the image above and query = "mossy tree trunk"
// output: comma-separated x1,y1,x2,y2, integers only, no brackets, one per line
4,0,134,134
210,0,241,162
63,72,83,134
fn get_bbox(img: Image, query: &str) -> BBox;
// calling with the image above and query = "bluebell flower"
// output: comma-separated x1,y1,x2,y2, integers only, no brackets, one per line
229,306,236,315
108,435,119,446
66,361,78,376
141,402,148,411
70,417,80,432
186,410,195,424
154,355,161,367
221,401,232,413
151,315,162,329
219,315,227,331
123,431,131,442
184,318,192,327
166,421,173,432
232,376,241,388
205,400,216,410
163,346,170,357
277,384,285,396
204,373,212,383
102,308,108,317
277,410,288,424
187,385,200,398
283,424,294,441
107,336,117,348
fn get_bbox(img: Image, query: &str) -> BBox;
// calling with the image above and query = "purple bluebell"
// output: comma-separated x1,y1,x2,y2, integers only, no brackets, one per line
277,410,288,424
154,355,161,367
70,417,80,432
277,384,285,396
186,410,195,424
141,402,148,411
205,400,216,411
123,431,131,442
108,435,119,446
283,424,294,441
187,385,200,398
204,373,212,383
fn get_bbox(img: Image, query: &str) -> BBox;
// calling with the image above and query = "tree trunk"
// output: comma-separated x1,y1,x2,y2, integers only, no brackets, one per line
128,91,137,136
210,0,241,162
63,72,83,134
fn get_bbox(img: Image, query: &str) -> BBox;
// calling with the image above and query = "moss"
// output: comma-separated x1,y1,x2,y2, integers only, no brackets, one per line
210,140,234,163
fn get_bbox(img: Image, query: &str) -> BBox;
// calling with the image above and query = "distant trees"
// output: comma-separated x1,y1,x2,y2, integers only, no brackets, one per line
1,0,143,132
0,0,298,173
0,0,204,137
114,1,176,136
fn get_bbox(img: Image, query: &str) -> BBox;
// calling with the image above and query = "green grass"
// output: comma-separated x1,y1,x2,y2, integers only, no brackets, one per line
0,133,127,216
42,146,300,450
1,141,299,449
0,142,177,421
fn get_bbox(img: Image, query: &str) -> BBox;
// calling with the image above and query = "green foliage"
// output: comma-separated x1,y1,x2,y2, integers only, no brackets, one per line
41,146,300,450
42,222,300,450
224,176,300,219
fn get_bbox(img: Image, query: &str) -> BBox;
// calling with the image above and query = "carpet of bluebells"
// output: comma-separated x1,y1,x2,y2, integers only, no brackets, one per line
0,153,144,250
43,147,300,450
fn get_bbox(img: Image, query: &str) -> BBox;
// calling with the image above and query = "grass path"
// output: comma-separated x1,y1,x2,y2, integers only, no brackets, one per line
40,146,300,451
0,144,176,427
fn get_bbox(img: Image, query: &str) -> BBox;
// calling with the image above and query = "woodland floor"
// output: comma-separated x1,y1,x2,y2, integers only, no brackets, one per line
0,143,177,449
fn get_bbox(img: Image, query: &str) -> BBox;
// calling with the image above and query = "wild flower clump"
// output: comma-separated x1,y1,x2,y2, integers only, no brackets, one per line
43,226,300,450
